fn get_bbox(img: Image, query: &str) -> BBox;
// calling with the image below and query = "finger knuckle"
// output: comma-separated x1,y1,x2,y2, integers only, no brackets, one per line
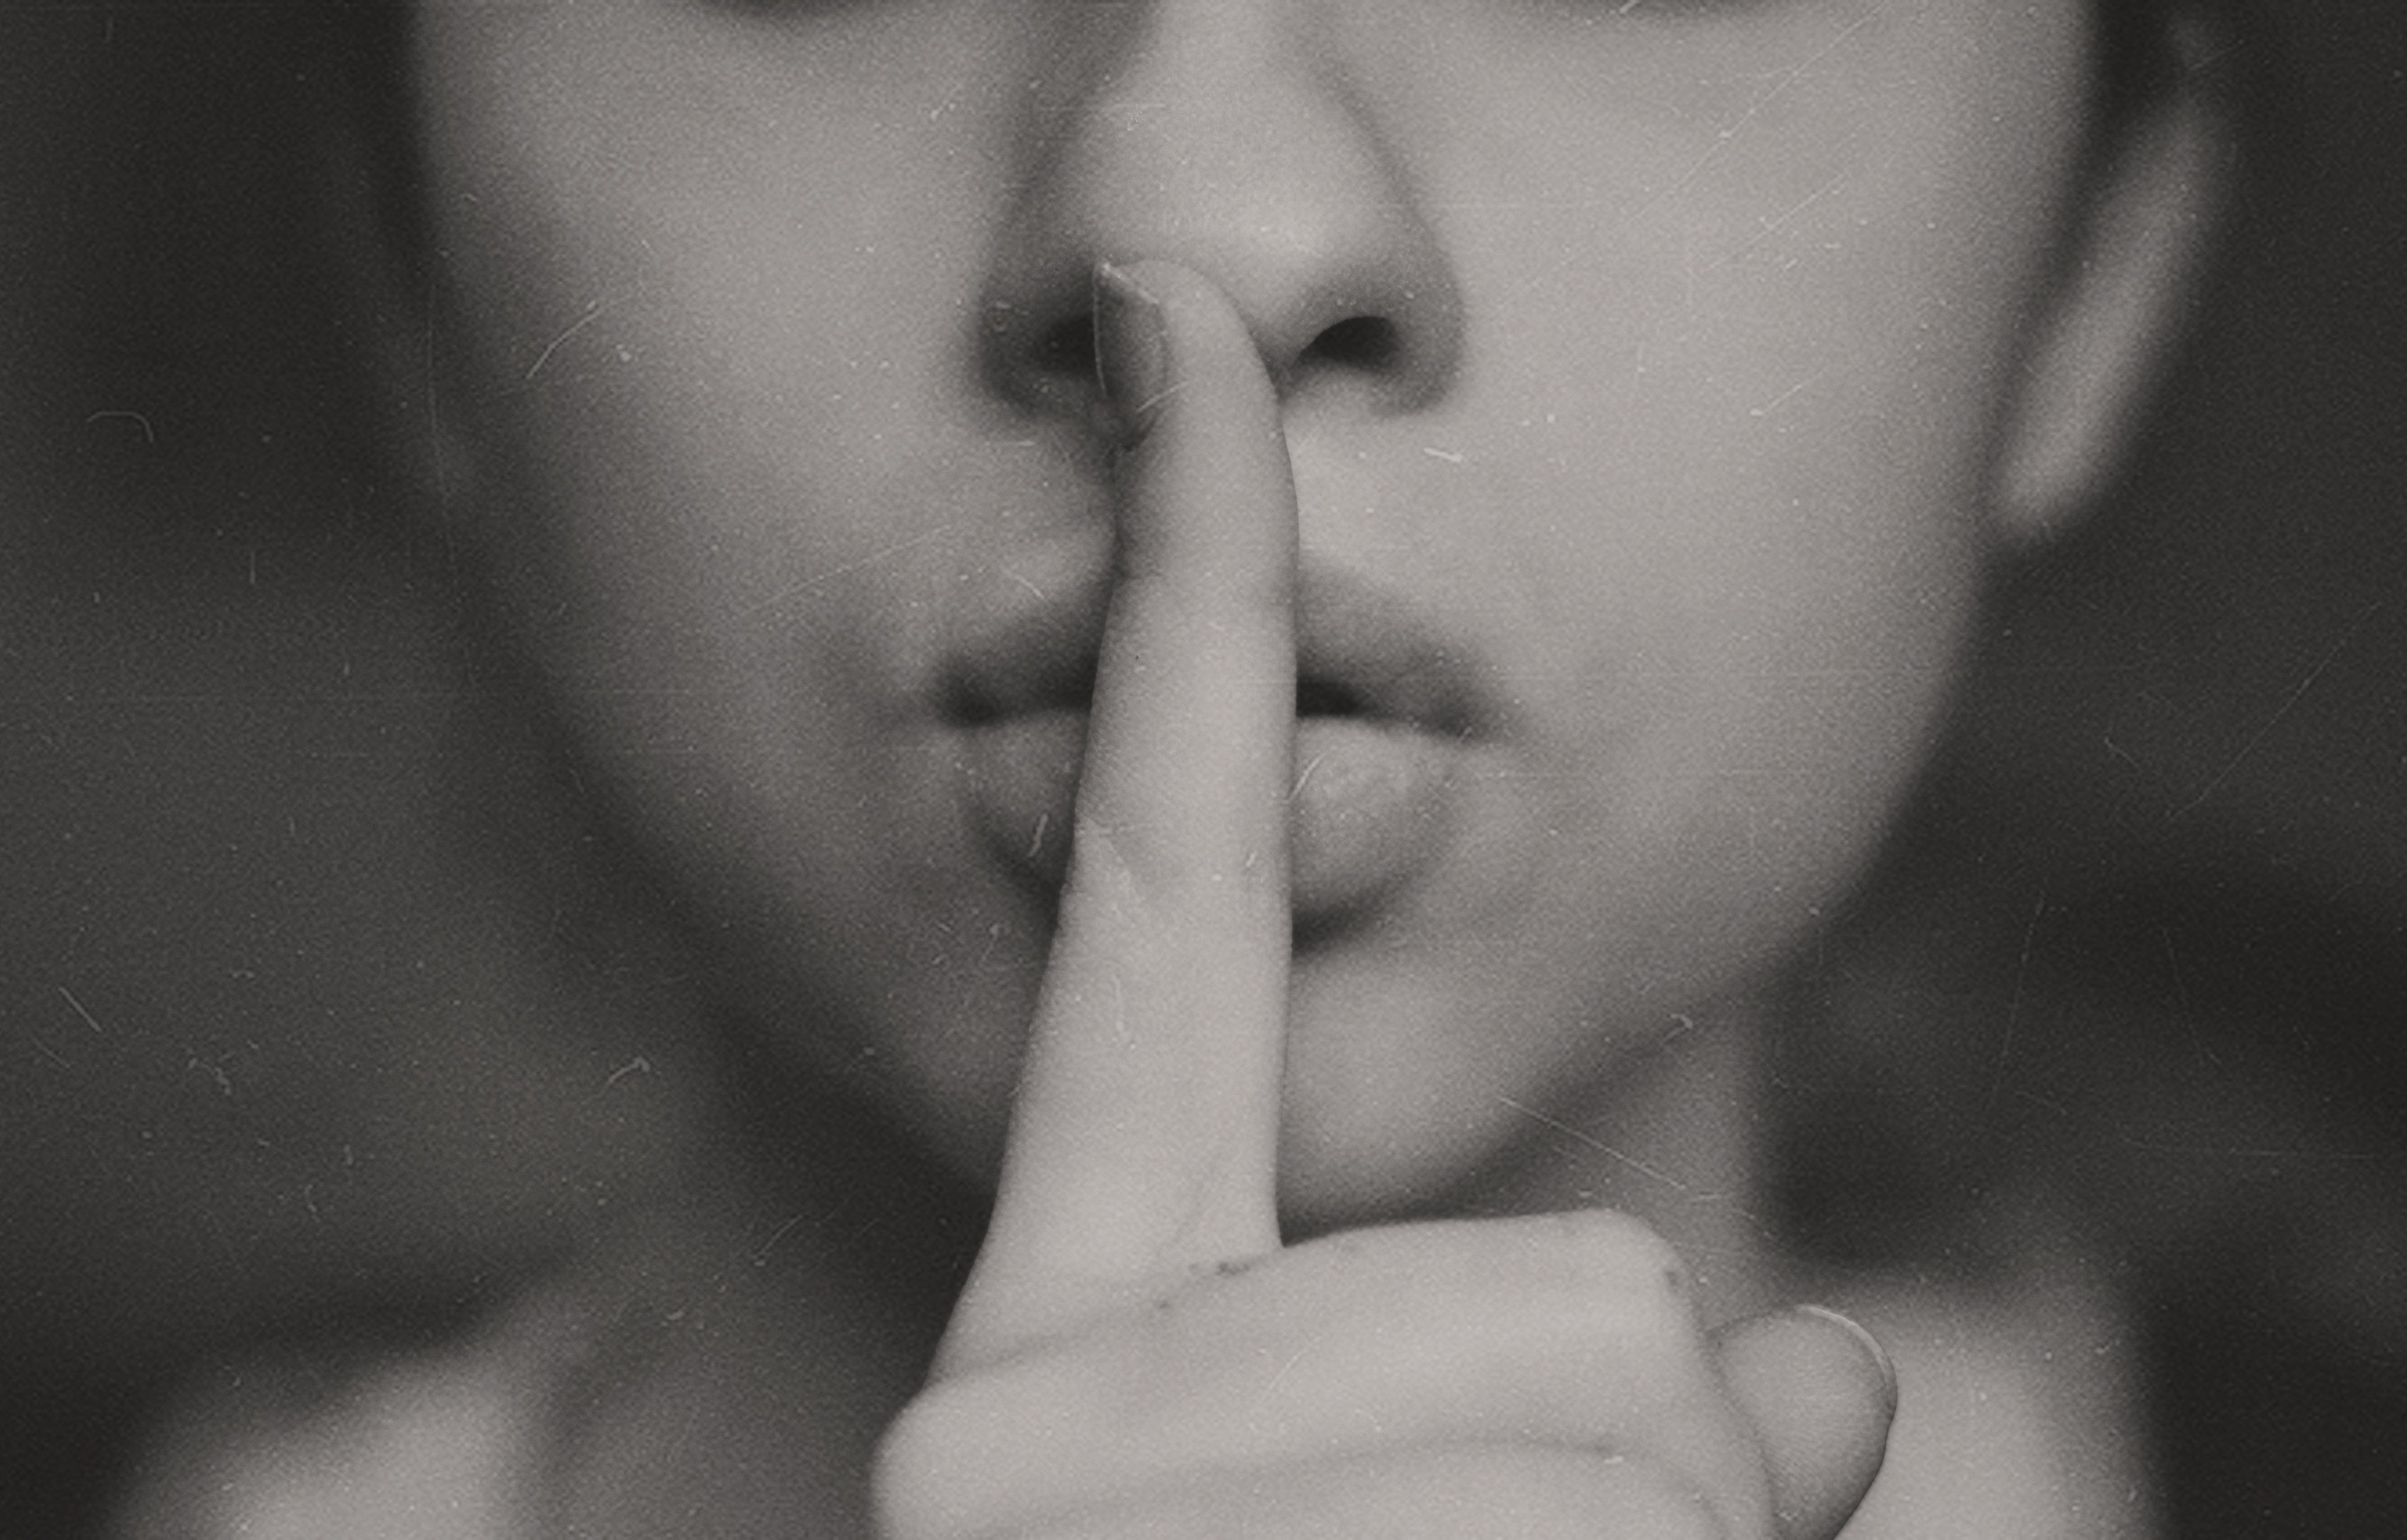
1548,1208,1690,1289
1520,1211,1699,1340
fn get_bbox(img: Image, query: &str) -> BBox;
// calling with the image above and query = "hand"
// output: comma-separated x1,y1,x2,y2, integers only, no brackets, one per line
875,260,1893,1540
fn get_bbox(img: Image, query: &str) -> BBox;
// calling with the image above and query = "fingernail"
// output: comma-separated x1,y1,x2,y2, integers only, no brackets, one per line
1793,1304,1899,1418
1094,261,1169,445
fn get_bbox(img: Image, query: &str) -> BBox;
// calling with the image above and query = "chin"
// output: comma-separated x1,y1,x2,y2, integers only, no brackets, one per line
1273,1115,1501,1236
1259,960,1611,1236
1269,1055,1588,1236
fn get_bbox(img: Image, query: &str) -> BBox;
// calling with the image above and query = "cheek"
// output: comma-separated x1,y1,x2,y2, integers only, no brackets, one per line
1449,12,2084,895
414,3,984,825
413,26,1076,1169
1468,286,1991,1026
1280,4,2089,1158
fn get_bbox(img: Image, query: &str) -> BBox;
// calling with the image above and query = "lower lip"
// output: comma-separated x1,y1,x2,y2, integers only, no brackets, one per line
959,711,1461,926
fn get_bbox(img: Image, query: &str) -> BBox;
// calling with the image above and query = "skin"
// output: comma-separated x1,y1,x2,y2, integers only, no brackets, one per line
414,0,2090,1220
882,260,1892,1539
394,0,2187,1533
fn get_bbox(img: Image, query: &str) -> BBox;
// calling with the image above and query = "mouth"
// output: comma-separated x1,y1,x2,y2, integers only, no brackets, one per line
943,567,1494,931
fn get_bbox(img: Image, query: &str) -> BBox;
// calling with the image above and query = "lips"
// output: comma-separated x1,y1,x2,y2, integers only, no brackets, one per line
945,566,1495,930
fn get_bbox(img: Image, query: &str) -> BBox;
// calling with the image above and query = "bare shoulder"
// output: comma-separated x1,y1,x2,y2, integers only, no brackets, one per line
1816,1238,2158,1540
102,1199,926,1540
104,1322,547,1540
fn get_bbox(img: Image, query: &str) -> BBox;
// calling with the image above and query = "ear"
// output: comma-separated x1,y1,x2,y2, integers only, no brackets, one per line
1989,18,2230,546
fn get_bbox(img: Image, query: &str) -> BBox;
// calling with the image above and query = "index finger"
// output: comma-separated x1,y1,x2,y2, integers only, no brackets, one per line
939,261,1297,1373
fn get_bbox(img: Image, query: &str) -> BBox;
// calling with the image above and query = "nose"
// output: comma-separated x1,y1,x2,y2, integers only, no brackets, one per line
980,3,1463,423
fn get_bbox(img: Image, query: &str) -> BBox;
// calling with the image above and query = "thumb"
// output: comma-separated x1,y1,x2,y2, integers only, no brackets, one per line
1714,1305,1897,1540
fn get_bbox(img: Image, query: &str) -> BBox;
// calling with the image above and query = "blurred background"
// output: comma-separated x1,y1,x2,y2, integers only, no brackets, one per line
4,3,2402,1536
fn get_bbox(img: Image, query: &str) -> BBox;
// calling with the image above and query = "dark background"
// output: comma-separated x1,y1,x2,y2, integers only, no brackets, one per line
5,3,2403,1535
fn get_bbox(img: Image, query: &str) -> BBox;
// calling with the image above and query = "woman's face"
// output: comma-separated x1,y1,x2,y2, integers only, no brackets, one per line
411,0,2093,1220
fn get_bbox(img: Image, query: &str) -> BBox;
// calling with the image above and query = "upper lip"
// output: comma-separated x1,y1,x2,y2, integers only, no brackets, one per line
939,562,1497,741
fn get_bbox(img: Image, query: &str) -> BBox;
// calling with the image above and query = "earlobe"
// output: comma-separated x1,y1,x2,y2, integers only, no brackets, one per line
1989,20,2229,547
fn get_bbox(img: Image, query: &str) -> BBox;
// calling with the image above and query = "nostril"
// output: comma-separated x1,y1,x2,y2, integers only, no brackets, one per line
1296,678,1363,717
1299,315,1403,376
996,301,1423,418
1032,313,1098,381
